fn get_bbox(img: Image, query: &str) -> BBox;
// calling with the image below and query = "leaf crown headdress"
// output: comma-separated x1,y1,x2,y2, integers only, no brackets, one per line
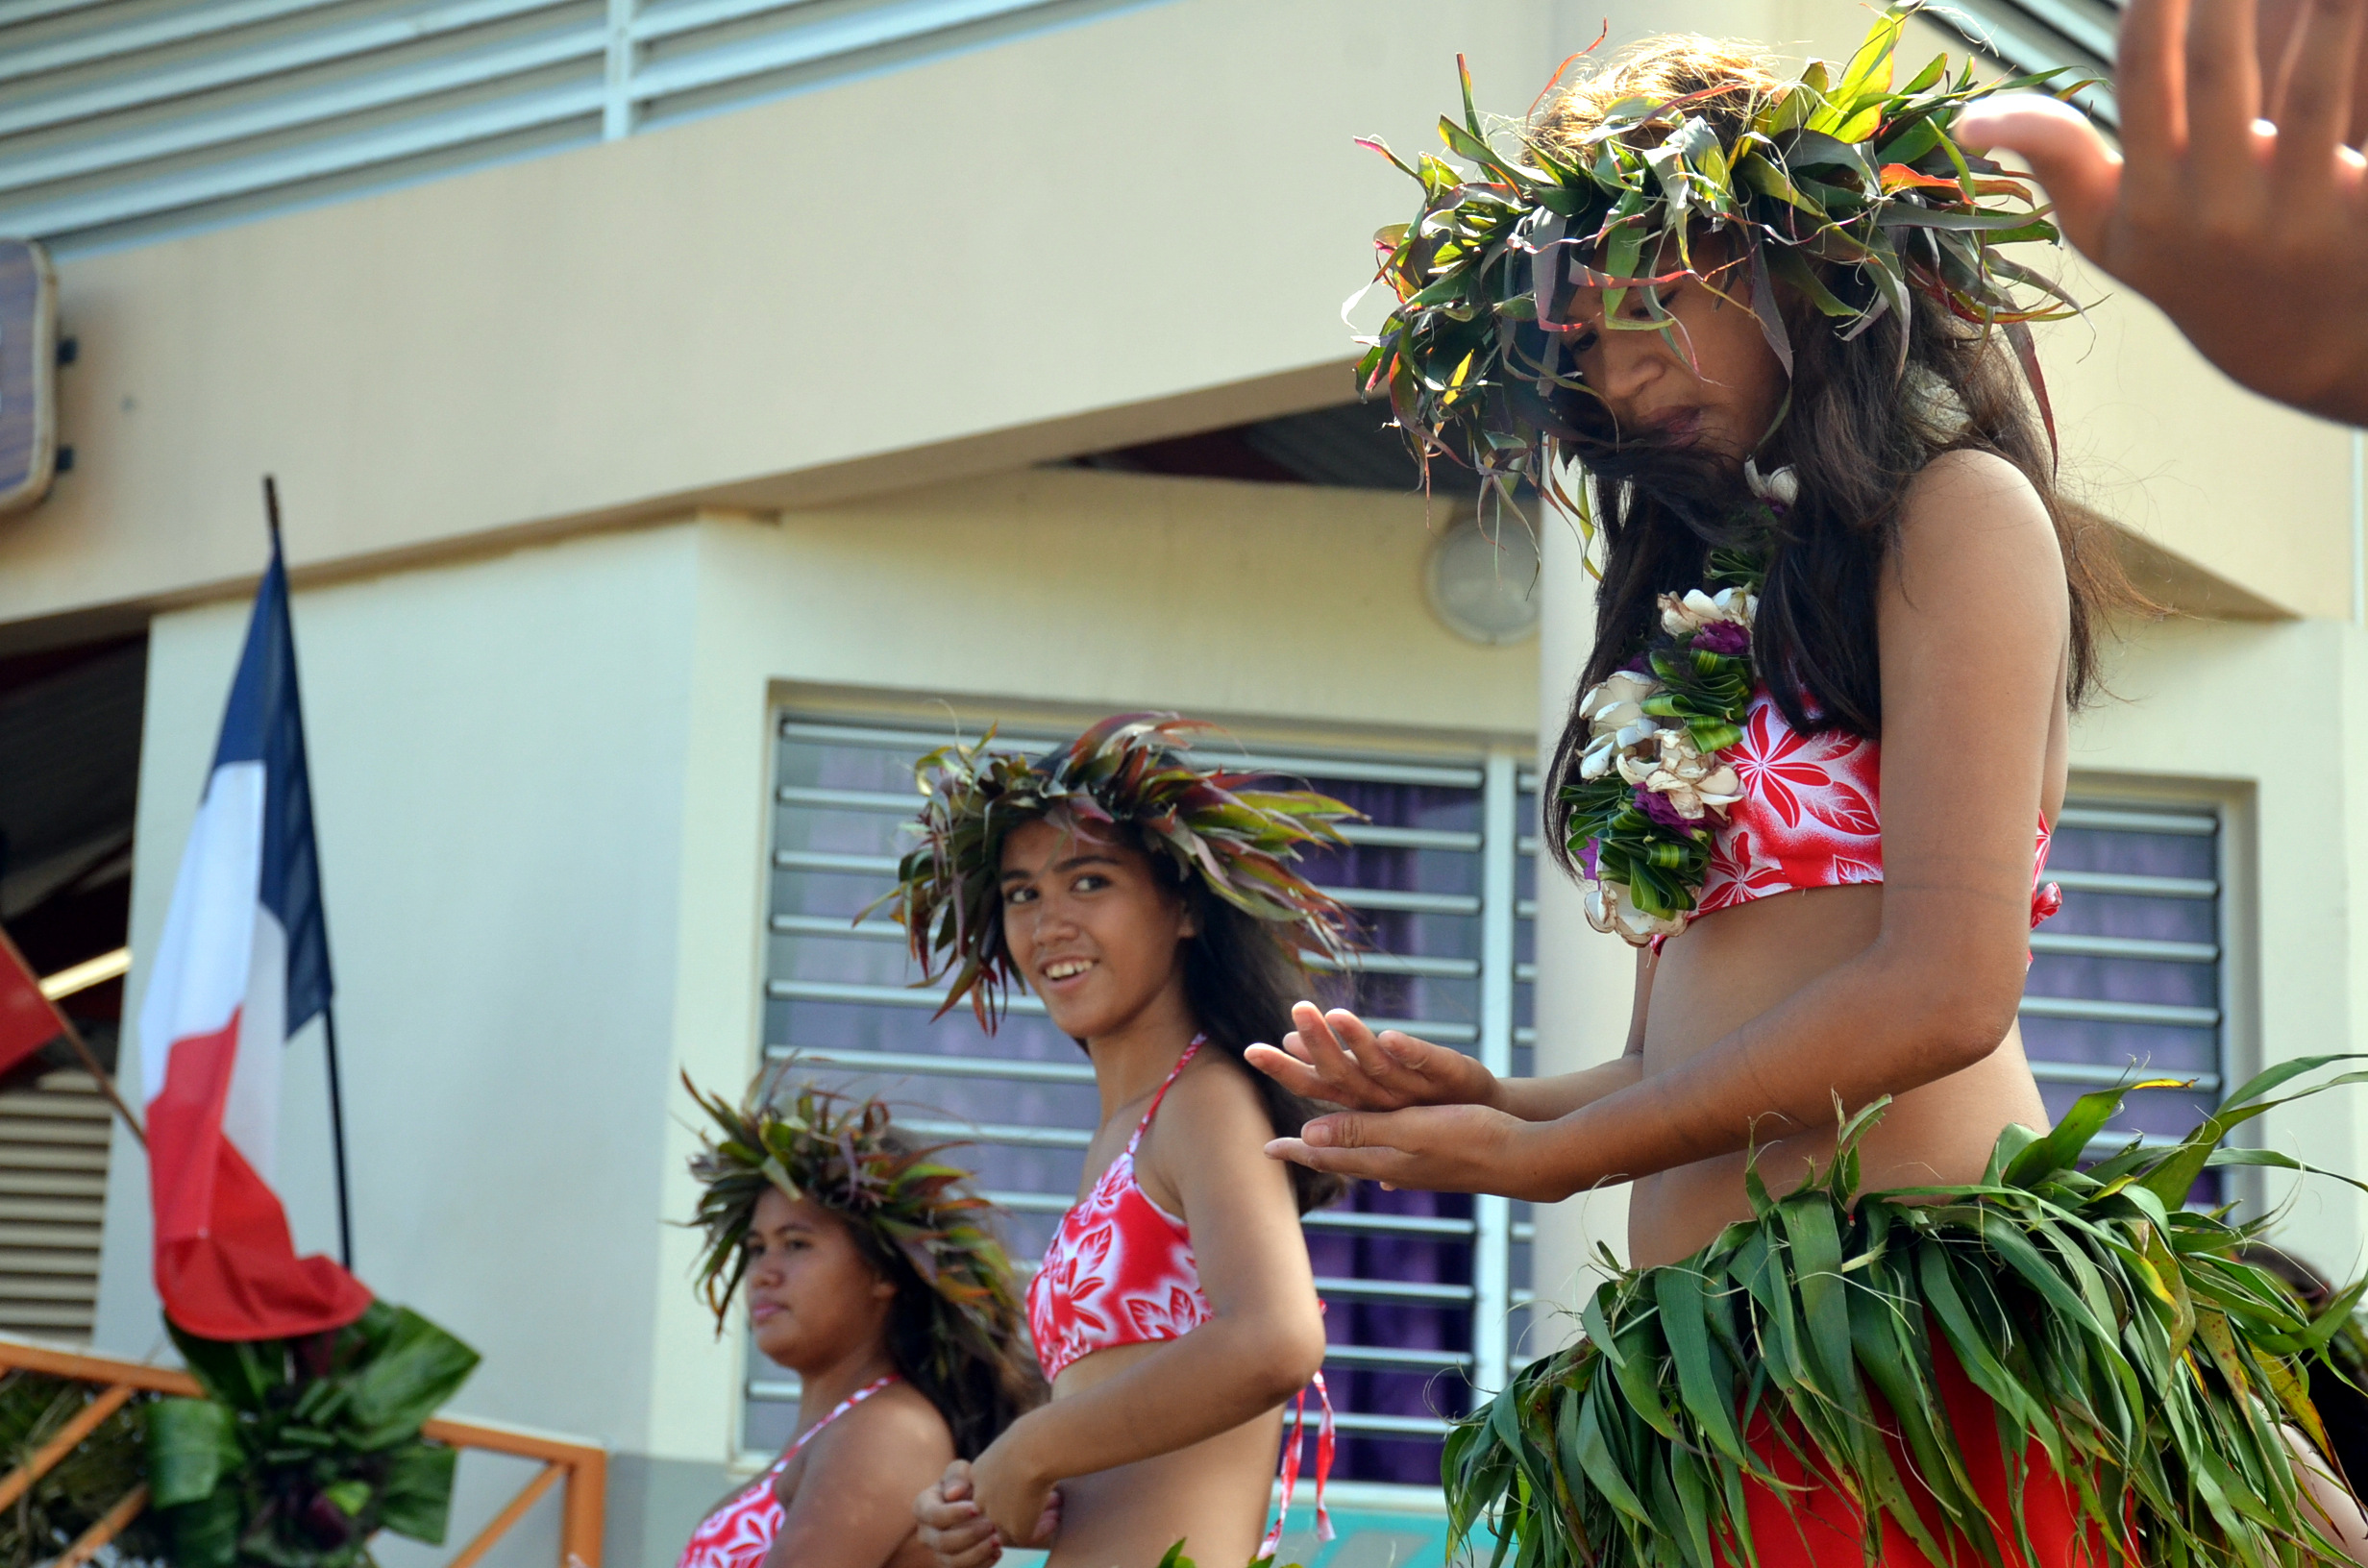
880,712,1363,1028
1357,7,2087,529
684,1071,1025,1352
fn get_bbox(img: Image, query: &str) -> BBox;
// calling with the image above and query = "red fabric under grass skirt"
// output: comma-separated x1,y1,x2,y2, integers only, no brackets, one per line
1723,1334,2132,1568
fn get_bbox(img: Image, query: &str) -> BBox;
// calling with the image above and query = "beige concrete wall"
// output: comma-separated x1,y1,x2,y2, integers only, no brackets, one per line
6,0,2338,649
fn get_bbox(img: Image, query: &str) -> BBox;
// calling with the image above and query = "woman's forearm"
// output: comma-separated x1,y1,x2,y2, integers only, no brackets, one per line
1004,1314,1316,1485
1514,943,2015,1200
1491,1056,1643,1121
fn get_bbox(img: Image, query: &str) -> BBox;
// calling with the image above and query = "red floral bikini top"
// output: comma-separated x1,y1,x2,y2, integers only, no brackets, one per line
1026,1038,1337,1556
1027,1038,1214,1384
1698,688,2062,925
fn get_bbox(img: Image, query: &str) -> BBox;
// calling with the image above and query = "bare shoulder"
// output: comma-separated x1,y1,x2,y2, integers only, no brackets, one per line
1888,449,2066,616
1896,449,2058,561
792,1384,950,1501
1159,1049,1273,1139
1141,1049,1292,1212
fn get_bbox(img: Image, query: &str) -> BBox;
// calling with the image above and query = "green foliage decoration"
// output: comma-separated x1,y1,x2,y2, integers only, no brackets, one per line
1560,545,1766,934
876,713,1363,1029
0,1372,167,1568
1445,1057,2368,1568
1355,5,2089,527
144,1302,479,1568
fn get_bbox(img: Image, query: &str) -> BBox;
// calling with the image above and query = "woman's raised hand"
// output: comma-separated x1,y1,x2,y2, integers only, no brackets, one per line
1244,1002,1501,1112
1954,0,2368,424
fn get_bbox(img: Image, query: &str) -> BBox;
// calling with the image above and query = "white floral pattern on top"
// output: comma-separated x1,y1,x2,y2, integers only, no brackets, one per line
675,1375,898,1568
1697,687,2059,925
1027,1041,1214,1384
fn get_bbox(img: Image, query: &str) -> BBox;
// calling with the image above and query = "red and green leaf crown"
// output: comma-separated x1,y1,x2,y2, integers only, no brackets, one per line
684,1071,1025,1344
1358,6,2087,505
880,713,1363,1028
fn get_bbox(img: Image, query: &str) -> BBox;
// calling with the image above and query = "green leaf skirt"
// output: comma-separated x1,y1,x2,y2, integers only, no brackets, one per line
1445,1057,2368,1568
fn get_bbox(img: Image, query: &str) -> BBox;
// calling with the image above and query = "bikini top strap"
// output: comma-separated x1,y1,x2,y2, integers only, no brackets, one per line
1124,1036,1206,1155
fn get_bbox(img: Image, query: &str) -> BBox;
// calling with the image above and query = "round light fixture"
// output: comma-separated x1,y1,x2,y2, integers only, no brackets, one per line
1423,515,1542,646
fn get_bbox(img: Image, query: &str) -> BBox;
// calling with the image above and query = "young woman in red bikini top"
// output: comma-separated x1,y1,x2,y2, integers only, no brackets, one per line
895,717,1356,1567
1250,22,2368,1568
676,1077,1039,1568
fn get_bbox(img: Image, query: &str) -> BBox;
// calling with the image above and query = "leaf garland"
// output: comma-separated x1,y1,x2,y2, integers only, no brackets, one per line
1444,1057,2368,1568
876,713,1363,1029
1561,545,1766,942
1354,5,2091,533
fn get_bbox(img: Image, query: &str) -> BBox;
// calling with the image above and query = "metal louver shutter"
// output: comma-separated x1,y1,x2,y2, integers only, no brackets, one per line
0,1068,111,1341
0,0,1147,257
2023,796,2226,1180
1926,0,2119,121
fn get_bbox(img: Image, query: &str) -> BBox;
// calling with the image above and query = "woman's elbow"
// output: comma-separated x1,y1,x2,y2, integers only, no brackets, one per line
1244,1314,1328,1404
1886,957,2026,1074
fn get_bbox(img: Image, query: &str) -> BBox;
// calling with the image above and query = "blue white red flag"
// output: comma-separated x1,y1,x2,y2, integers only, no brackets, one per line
136,536,370,1339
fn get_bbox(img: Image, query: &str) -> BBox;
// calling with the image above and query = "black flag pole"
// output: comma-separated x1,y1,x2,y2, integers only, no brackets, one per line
263,477,354,1272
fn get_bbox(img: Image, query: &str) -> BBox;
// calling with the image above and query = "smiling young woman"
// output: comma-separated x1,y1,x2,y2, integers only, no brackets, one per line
889,715,1352,1568
1251,15,2368,1568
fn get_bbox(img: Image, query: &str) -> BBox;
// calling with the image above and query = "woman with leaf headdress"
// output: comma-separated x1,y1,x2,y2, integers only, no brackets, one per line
676,1074,1040,1568
1246,11,2368,1567
896,714,1355,1567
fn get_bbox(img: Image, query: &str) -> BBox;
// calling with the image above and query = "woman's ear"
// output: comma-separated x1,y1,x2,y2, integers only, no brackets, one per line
871,1274,897,1303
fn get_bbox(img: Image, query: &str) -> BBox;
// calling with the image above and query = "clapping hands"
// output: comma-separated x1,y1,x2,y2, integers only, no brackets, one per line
1243,1002,1502,1113
1246,1003,1562,1201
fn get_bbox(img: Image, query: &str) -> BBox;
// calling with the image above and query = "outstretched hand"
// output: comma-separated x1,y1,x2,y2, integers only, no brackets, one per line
1244,1002,1501,1112
1955,0,2368,424
1264,1100,1564,1201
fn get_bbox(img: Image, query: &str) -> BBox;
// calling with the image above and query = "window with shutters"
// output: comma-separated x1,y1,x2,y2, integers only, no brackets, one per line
0,1069,113,1340
2023,796,2230,1188
751,711,1542,1487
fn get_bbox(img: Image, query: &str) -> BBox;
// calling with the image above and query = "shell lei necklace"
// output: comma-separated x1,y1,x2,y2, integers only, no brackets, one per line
1562,464,1791,943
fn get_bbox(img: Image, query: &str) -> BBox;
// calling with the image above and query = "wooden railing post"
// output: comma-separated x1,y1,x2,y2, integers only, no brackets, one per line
0,1336,608,1568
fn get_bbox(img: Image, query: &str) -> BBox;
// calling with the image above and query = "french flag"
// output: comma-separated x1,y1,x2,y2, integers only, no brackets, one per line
136,532,371,1340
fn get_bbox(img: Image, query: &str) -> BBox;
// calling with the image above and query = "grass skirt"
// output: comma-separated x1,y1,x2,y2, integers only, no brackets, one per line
1444,1057,2368,1568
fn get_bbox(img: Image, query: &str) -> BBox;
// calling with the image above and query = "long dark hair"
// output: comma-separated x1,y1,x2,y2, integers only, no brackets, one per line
1166,871,1348,1215
1531,38,2130,876
833,1155,1045,1460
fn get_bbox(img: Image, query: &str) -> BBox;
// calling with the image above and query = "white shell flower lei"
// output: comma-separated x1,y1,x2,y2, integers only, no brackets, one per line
1575,589,1759,943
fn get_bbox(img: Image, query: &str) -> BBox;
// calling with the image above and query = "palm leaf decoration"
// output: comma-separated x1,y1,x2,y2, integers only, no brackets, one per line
875,713,1362,1029
143,1303,479,1568
1357,4,2091,537
1447,1056,2368,1568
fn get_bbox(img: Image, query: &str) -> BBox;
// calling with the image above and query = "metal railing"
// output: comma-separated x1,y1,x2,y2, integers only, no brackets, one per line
0,1336,606,1568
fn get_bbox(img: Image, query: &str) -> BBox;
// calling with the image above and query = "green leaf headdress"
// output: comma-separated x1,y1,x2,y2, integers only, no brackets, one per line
878,712,1363,1029
1356,7,2089,533
684,1072,1026,1347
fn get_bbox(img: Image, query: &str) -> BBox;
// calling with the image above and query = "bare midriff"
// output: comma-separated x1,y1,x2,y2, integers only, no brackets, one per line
1628,882,2052,1269
1038,1342,1286,1568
